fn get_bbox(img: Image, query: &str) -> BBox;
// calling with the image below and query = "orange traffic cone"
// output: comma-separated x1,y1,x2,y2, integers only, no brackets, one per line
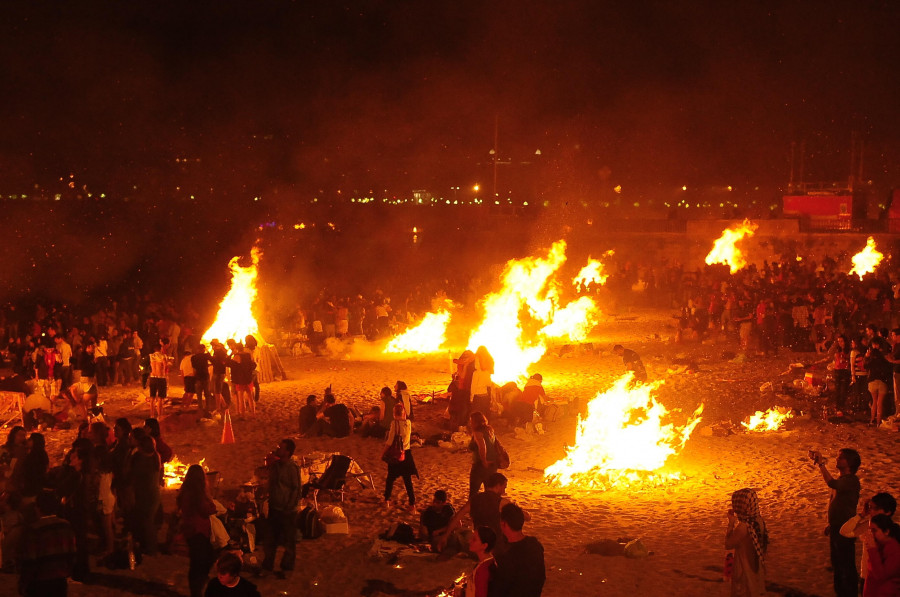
221,409,235,444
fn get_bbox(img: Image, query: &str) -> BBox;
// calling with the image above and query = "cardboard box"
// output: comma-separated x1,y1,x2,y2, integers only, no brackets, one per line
324,521,349,534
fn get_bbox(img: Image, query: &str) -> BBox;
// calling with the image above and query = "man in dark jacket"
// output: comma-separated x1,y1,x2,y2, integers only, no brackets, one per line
261,439,300,579
491,503,545,596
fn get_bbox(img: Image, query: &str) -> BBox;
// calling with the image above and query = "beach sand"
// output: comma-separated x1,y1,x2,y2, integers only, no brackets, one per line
4,307,886,596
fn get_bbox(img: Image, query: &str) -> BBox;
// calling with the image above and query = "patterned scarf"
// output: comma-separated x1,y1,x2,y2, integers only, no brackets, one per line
732,488,767,563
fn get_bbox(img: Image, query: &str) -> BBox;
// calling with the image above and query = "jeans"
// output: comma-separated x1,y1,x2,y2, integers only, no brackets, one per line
262,509,296,572
187,533,215,597
830,531,857,597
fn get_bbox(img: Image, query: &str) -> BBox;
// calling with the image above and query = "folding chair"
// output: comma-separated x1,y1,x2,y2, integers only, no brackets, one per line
309,454,375,508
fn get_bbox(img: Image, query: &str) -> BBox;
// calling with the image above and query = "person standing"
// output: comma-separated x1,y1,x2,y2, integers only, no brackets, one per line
463,526,496,597
725,488,768,596
261,439,300,579
811,448,861,597
177,464,218,597
383,403,417,512
467,412,498,501
191,343,213,416
94,335,109,387
861,514,900,596
179,349,196,408
148,339,171,419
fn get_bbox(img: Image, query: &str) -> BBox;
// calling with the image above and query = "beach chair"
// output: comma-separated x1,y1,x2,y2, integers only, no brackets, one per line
308,454,375,508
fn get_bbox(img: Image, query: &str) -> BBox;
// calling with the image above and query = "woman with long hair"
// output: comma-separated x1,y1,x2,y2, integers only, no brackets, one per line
10,432,49,497
383,403,418,512
176,464,217,597
464,526,497,597
467,411,498,500
863,514,900,596
725,488,768,596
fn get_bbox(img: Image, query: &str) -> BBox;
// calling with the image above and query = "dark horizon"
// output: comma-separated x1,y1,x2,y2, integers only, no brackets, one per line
1,1,899,199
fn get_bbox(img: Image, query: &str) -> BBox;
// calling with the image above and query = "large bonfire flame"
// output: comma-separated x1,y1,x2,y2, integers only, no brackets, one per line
384,309,452,354
849,236,883,280
466,241,602,382
202,247,266,345
544,375,703,490
741,407,792,432
705,219,758,273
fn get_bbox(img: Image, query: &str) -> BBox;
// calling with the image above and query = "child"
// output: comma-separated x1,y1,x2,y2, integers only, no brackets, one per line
204,551,260,597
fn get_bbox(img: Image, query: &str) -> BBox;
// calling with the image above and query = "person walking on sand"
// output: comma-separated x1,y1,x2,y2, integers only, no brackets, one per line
383,403,417,512
261,439,300,579
811,448,861,597
726,488,768,596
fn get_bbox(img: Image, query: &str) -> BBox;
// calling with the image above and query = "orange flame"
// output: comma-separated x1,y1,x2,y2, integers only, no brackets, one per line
849,237,883,280
202,247,266,345
467,241,602,382
163,456,207,489
741,406,792,432
705,219,758,273
573,250,614,288
544,375,703,490
384,309,452,354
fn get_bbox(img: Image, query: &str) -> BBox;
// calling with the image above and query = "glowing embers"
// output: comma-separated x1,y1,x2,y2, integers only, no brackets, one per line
202,246,266,345
383,309,451,354
849,236,883,280
705,219,758,273
467,240,602,382
741,406,792,432
544,375,703,490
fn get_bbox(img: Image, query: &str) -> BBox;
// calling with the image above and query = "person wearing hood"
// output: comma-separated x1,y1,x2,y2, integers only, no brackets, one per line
726,488,768,596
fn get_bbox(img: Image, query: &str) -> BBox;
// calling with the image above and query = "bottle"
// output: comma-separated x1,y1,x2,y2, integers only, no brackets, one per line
127,533,136,570
722,552,733,582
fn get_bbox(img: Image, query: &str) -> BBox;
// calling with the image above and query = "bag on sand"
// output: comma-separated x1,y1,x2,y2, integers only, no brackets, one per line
494,436,510,469
297,506,324,540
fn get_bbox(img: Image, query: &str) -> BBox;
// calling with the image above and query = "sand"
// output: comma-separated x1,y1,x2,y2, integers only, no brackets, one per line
3,307,886,596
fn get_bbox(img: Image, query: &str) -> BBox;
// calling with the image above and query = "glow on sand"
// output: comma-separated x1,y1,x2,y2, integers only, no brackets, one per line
544,375,703,490
202,246,266,345
705,219,758,273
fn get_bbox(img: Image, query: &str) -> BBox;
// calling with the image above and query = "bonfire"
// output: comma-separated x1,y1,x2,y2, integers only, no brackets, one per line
544,375,703,490
849,236,883,280
705,219,758,273
466,241,603,382
163,456,207,489
384,309,452,354
742,407,792,432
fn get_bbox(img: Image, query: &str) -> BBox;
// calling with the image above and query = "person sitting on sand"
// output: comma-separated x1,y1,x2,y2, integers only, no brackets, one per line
310,394,352,438
359,406,385,439
508,374,545,428
298,395,319,436
419,490,455,550
204,551,261,597
438,473,529,556
841,492,897,593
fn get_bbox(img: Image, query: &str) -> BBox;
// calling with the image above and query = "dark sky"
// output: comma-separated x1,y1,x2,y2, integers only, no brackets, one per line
2,1,899,196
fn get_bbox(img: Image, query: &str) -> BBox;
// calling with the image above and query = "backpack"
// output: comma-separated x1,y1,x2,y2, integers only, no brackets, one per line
494,436,510,469
297,506,324,540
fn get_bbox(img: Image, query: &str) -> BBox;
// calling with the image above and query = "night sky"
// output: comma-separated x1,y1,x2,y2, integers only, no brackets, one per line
2,1,899,197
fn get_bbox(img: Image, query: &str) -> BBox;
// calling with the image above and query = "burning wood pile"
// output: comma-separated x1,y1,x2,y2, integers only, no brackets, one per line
544,375,703,490
704,219,758,273
163,456,207,489
741,406,793,432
